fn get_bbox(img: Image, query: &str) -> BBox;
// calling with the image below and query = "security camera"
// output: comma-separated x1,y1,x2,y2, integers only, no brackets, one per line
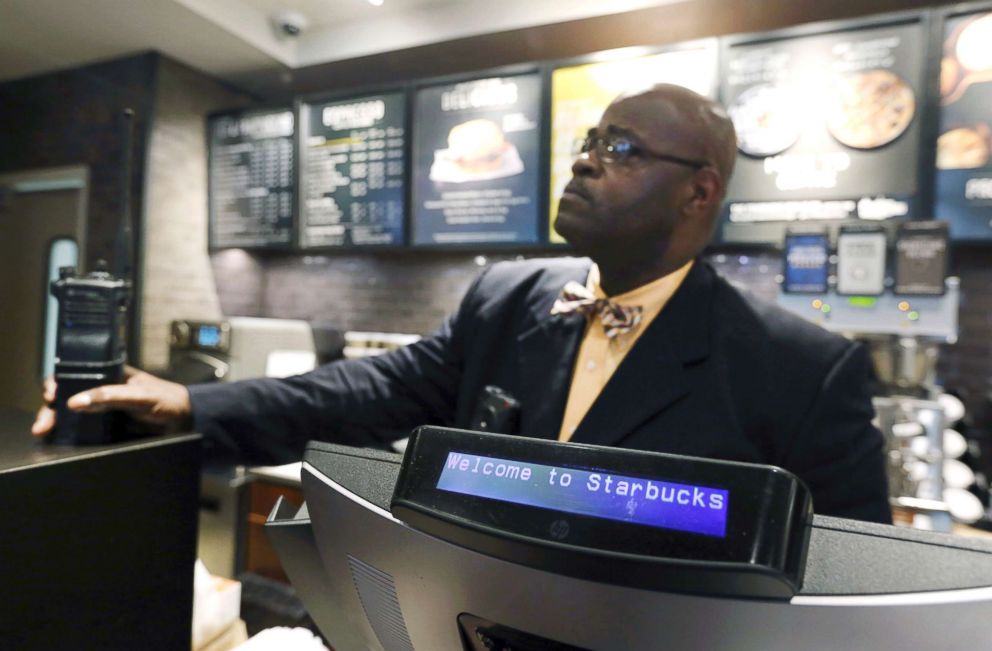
273,11,309,38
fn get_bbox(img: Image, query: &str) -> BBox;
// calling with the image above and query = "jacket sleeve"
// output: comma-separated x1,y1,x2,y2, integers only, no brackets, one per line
784,342,892,524
187,268,491,465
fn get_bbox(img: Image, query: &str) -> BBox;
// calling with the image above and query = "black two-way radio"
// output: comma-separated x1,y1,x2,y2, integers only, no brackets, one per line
49,109,135,445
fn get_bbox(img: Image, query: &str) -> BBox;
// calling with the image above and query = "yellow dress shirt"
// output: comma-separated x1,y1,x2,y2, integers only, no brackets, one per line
557,261,694,442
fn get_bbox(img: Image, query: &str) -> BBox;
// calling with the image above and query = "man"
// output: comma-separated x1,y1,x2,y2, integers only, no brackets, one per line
33,84,891,523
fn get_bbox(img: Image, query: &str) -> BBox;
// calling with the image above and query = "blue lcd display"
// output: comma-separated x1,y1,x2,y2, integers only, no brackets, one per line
783,233,829,294
196,325,221,348
436,451,729,538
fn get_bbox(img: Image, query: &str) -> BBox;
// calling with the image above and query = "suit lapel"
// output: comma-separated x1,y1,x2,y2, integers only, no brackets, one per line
511,259,592,440
569,261,714,448
516,314,586,440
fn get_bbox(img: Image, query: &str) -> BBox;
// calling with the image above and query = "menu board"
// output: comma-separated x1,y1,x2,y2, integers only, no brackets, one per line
936,10,992,241
719,21,926,244
208,109,294,248
411,74,542,246
300,93,407,248
548,44,719,243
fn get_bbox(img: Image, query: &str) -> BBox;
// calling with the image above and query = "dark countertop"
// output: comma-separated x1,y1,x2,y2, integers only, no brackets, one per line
0,408,200,475
0,409,203,650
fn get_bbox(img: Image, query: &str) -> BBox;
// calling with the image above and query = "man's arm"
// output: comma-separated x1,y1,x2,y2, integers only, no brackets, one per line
32,323,463,465
185,264,507,464
33,266,493,463
784,342,892,524
188,316,464,464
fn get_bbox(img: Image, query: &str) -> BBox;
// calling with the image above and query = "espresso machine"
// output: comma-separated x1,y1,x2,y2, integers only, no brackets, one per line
775,222,983,531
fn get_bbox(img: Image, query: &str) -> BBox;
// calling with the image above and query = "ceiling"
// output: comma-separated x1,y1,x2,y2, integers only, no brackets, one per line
0,0,687,95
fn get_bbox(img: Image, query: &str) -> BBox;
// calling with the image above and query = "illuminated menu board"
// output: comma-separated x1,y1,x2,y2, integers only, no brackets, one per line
719,20,926,244
412,74,542,246
208,109,294,249
548,44,718,243
936,9,992,241
300,93,407,248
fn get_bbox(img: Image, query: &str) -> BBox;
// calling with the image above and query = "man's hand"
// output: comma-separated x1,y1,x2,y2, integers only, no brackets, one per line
31,366,193,437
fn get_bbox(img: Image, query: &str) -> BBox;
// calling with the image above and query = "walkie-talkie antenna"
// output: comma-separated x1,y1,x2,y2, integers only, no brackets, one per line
112,108,134,280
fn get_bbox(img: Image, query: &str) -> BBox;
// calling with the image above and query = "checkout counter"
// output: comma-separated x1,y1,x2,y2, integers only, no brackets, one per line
0,409,201,650
267,427,992,650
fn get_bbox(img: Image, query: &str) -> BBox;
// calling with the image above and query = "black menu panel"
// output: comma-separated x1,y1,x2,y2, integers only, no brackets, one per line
719,19,926,245
300,93,407,248
208,109,294,249
412,74,542,246
936,8,992,241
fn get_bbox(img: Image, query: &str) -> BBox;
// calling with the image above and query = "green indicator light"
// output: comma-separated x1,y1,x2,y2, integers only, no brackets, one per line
821,304,832,314
847,297,878,308
908,311,920,321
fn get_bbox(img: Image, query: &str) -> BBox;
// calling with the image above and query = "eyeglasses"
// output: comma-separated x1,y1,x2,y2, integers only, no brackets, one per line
574,129,709,170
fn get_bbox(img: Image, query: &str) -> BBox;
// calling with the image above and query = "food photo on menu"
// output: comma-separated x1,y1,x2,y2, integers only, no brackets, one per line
429,118,525,184
824,68,915,151
728,83,803,158
412,74,542,245
719,20,926,244
940,12,992,107
727,66,917,162
938,123,991,171
935,10,992,241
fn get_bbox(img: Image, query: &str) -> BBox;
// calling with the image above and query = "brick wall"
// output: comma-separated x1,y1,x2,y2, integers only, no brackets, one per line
140,58,256,369
212,246,991,434
213,250,546,335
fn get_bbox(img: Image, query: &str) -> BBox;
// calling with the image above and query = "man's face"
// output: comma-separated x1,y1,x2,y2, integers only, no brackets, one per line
554,93,704,259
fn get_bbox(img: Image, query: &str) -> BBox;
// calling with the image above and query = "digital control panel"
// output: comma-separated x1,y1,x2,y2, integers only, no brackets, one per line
169,320,231,353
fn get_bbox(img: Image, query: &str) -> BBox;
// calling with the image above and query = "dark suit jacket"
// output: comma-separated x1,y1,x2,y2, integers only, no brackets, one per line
189,258,891,523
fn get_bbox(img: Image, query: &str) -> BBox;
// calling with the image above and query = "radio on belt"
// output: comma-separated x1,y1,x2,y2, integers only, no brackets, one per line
392,427,813,598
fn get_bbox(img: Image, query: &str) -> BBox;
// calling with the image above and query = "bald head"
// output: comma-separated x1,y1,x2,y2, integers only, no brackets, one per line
612,83,737,194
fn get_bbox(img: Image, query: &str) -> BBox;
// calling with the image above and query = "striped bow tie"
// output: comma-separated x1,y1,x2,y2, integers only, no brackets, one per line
550,280,643,339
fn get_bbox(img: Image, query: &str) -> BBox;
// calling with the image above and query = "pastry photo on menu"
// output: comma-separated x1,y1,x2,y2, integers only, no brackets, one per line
429,118,525,183
825,69,916,150
941,12,992,105
937,124,991,170
728,84,802,157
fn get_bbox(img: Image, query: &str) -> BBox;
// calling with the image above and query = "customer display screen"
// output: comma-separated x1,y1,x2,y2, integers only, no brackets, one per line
436,452,729,537
392,427,812,589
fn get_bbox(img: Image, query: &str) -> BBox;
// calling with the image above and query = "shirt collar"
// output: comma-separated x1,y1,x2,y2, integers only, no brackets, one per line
587,260,695,306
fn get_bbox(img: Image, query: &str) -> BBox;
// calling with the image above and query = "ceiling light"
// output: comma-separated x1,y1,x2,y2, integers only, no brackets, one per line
368,0,384,6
